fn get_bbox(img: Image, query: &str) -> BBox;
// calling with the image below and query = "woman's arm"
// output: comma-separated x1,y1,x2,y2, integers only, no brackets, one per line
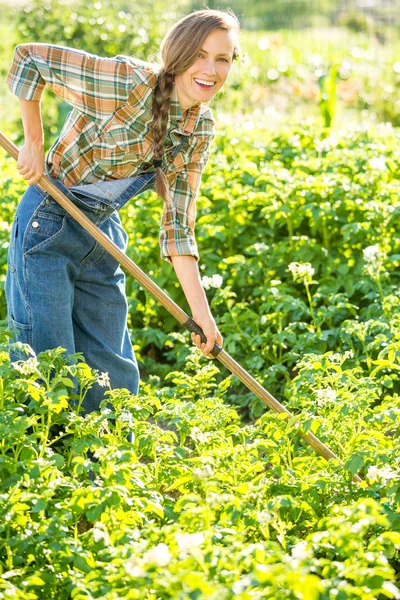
171,255,223,358
16,98,45,185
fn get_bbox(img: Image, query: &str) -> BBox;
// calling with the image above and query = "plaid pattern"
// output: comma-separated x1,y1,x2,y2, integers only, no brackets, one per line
6,43,216,262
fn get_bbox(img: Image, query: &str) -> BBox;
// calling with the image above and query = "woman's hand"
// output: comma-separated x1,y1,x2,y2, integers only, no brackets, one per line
191,311,223,358
16,141,45,186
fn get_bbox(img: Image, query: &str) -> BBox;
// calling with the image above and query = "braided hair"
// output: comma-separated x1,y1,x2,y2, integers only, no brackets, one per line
150,9,242,207
151,69,175,205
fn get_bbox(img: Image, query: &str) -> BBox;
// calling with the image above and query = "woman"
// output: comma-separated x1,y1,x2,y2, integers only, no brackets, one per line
5,9,242,413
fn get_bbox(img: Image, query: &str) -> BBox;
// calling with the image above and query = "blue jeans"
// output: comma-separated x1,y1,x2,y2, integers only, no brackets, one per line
5,171,156,416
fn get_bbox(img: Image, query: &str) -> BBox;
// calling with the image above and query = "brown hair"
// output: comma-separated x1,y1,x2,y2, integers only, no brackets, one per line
151,9,242,206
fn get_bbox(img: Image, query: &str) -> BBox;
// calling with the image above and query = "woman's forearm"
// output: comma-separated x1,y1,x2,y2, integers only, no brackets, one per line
16,98,45,185
19,98,44,143
171,255,211,318
171,254,223,357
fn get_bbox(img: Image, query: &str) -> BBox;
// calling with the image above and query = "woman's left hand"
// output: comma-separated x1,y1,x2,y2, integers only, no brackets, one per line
191,312,223,358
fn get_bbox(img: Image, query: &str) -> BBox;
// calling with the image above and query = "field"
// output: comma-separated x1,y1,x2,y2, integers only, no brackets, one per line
0,1,399,598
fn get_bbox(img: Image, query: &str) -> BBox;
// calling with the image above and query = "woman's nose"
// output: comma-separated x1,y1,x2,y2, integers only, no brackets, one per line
202,58,216,76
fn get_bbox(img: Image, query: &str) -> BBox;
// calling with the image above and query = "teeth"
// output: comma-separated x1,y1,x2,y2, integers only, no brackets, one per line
194,78,215,87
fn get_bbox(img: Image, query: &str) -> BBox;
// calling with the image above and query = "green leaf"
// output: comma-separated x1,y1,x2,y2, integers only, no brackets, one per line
73,555,91,574
26,575,46,586
86,503,105,523
32,498,47,513
344,454,364,476
165,475,193,491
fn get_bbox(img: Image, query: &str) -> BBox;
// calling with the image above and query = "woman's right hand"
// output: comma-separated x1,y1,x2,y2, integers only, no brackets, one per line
16,141,45,186
191,311,223,359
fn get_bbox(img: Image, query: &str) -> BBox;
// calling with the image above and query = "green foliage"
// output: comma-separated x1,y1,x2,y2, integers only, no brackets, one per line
14,0,167,58
337,9,374,33
220,27,400,128
0,331,399,598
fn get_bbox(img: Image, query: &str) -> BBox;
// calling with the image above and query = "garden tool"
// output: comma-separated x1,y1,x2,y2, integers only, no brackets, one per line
0,129,364,485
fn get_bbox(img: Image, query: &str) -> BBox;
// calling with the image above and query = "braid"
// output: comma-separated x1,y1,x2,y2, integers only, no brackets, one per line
151,68,174,205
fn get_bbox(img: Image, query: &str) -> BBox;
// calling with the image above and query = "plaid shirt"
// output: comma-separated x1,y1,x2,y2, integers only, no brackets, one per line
6,43,217,262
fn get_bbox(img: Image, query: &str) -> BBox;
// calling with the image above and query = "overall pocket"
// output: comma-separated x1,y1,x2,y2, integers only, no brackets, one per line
23,207,67,256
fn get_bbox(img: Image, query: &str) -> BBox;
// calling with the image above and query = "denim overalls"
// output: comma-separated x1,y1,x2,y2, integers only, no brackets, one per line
6,168,157,415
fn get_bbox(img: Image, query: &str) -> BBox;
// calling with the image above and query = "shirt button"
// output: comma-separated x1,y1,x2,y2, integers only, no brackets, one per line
32,221,40,228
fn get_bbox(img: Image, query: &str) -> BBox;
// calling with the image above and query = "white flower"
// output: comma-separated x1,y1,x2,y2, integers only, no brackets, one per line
92,523,111,546
201,276,212,290
232,576,252,594
175,532,205,556
363,244,382,264
351,518,371,534
125,557,145,578
100,408,112,416
368,156,387,170
277,168,292,182
190,426,212,443
315,135,338,153
145,543,171,567
289,134,301,147
201,274,223,290
210,274,223,288
92,528,104,543
253,242,270,252
256,509,271,525
327,350,353,364
381,583,400,599
314,388,337,405
291,541,312,560
193,464,214,480
97,372,110,388
367,465,398,484
288,262,315,284
119,410,134,426
11,357,39,375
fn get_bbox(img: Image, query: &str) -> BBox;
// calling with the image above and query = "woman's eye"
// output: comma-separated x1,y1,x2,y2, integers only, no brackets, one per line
198,53,229,63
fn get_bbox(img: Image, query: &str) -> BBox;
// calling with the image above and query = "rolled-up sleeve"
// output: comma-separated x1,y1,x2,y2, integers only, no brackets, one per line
6,43,135,120
159,132,214,264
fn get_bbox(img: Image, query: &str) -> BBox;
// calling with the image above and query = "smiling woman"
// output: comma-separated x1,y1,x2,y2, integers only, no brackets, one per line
152,10,242,206
4,8,244,422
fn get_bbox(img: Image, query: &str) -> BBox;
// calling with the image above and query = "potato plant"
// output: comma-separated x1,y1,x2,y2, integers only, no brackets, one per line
0,335,399,599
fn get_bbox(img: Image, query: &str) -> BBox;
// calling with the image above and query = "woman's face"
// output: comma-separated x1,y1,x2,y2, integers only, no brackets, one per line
174,28,235,112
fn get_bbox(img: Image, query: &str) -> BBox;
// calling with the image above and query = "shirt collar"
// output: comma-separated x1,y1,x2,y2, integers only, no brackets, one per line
169,78,202,135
